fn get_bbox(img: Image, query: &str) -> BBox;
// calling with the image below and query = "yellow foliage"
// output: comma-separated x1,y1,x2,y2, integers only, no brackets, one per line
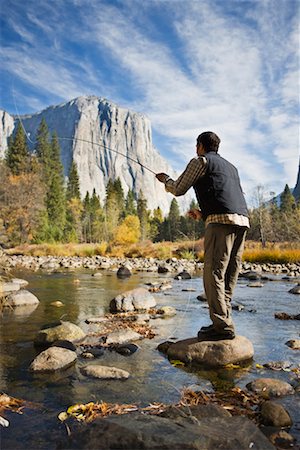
114,215,141,245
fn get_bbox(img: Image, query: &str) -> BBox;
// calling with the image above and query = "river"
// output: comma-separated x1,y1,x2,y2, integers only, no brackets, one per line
1,268,299,448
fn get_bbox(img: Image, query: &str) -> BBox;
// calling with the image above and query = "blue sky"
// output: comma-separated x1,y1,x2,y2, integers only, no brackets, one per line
1,0,299,203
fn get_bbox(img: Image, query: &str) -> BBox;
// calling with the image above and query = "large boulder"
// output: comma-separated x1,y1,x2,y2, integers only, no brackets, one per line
7,290,39,306
167,335,254,367
34,321,86,345
1,282,21,293
109,287,156,312
81,365,130,380
30,347,77,372
57,412,275,450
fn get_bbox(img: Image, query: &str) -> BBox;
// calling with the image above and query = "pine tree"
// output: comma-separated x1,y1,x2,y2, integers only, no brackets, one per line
82,191,91,242
280,184,296,213
150,207,163,241
36,118,52,187
66,161,81,201
125,189,137,216
114,178,125,216
137,190,149,241
45,132,66,240
168,198,181,241
90,189,104,242
5,122,30,175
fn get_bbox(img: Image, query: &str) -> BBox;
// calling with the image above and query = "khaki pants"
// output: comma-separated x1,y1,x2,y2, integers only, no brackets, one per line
203,223,247,332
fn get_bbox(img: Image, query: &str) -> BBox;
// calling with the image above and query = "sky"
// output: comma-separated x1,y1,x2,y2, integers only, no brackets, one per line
0,0,299,204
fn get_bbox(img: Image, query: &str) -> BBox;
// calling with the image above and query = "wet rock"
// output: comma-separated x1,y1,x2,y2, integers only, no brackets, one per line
159,403,231,420
114,343,139,356
50,300,64,307
11,278,29,288
34,321,86,345
167,335,254,367
174,270,191,280
158,265,170,273
157,341,174,354
57,412,275,450
182,288,196,292
91,272,102,278
157,306,177,317
285,339,300,350
117,266,131,278
263,361,293,371
246,378,294,397
51,340,77,351
81,365,130,379
240,270,261,280
81,352,95,359
133,313,150,324
247,281,264,288
82,346,105,357
1,282,21,293
260,400,293,427
275,312,300,320
106,329,143,345
197,292,207,302
269,430,296,448
288,283,300,294
7,290,39,306
109,287,156,312
85,317,109,324
232,302,245,311
30,347,77,372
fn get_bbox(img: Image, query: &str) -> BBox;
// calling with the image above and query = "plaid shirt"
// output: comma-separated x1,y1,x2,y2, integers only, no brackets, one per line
164,156,250,228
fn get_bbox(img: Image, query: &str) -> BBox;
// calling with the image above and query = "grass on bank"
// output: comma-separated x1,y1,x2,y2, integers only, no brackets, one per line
4,240,300,264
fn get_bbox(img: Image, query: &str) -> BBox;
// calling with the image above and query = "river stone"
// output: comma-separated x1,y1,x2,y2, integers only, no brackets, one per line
116,266,131,278
174,270,191,280
51,340,77,351
246,378,294,397
157,306,177,316
106,329,143,345
157,265,169,273
57,413,275,450
81,365,130,379
11,278,29,288
260,400,293,427
7,290,39,306
114,343,139,356
91,272,102,277
30,347,77,372
109,287,156,312
247,281,264,287
167,335,254,367
240,270,261,280
35,321,86,345
288,283,300,294
1,282,21,293
285,339,300,349
197,292,207,302
159,403,232,420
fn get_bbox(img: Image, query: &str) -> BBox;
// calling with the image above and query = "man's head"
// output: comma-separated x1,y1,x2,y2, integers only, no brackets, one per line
196,131,220,156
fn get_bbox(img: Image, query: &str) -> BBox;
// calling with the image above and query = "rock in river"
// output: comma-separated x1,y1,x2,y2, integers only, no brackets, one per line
81,365,130,379
246,378,294,397
106,329,143,345
109,287,156,312
7,290,39,306
260,400,293,427
166,335,254,367
288,283,300,294
116,266,131,278
30,347,77,372
34,321,86,345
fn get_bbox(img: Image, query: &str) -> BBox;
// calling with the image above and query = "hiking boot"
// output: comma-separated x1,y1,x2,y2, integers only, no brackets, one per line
199,324,214,332
197,328,235,341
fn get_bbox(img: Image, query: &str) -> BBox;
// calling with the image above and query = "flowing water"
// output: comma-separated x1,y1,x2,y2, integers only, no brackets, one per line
0,268,299,448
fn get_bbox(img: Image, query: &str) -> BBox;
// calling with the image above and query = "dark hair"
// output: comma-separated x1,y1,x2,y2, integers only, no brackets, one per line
197,131,220,153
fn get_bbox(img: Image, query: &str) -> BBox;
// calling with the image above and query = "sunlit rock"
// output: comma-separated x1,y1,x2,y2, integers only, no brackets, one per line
30,347,77,372
109,287,156,312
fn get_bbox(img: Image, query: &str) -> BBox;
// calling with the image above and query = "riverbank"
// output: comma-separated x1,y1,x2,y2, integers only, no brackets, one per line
1,253,300,277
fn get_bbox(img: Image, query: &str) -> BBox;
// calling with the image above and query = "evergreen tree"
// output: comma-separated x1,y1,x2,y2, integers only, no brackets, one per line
125,189,137,216
5,122,30,175
167,198,181,241
104,179,124,240
66,161,81,201
280,184,296,213
82,191,91,242
90,189,104,242
114,177,125,216
137,190,149,241
36,118,52,187
150,207,163,241
45,132,66,240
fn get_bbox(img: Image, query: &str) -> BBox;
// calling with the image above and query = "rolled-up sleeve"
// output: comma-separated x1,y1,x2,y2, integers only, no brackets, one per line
165,157,207,196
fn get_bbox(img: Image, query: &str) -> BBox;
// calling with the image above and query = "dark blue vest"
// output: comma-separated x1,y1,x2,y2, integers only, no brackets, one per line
193,152,248,220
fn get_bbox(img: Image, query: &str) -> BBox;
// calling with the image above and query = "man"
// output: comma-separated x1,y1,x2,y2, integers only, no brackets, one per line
156,131,249,341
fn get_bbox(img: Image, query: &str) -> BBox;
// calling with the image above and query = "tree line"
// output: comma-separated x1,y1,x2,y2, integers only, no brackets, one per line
0,119,204,247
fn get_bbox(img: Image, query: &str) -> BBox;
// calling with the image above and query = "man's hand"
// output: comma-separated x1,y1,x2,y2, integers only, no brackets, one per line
156,173,169,183
187,208,202,220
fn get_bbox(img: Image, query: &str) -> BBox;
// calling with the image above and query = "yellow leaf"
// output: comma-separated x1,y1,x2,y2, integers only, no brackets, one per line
255,364,264,369
224,363,240,369
67,404,82,415
170,360,185,366
58,412,68,422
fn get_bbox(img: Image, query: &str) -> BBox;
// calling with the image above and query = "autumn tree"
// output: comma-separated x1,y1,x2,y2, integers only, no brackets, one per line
114,215,141,245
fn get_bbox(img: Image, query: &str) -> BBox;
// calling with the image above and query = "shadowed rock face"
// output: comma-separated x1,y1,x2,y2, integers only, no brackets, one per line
0,96,192,212
293,162,300,200
166,335,254,367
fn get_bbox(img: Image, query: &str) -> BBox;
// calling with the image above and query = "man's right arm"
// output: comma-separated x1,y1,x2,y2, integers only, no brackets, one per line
164,157,207,196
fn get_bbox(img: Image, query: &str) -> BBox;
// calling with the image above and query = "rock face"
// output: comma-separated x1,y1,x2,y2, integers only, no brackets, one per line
167,335,254,367
109,287,156,312
57,412,275,450
34,321,86,345
30,347,77,372
0,96,192,212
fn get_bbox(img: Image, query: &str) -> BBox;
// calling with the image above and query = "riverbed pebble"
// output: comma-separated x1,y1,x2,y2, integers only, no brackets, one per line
260,400,293,427
246,378,295,397
81,365,130,379
30,347,77,372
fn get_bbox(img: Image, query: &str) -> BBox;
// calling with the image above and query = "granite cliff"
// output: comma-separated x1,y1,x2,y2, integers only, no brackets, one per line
0,96,191,212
